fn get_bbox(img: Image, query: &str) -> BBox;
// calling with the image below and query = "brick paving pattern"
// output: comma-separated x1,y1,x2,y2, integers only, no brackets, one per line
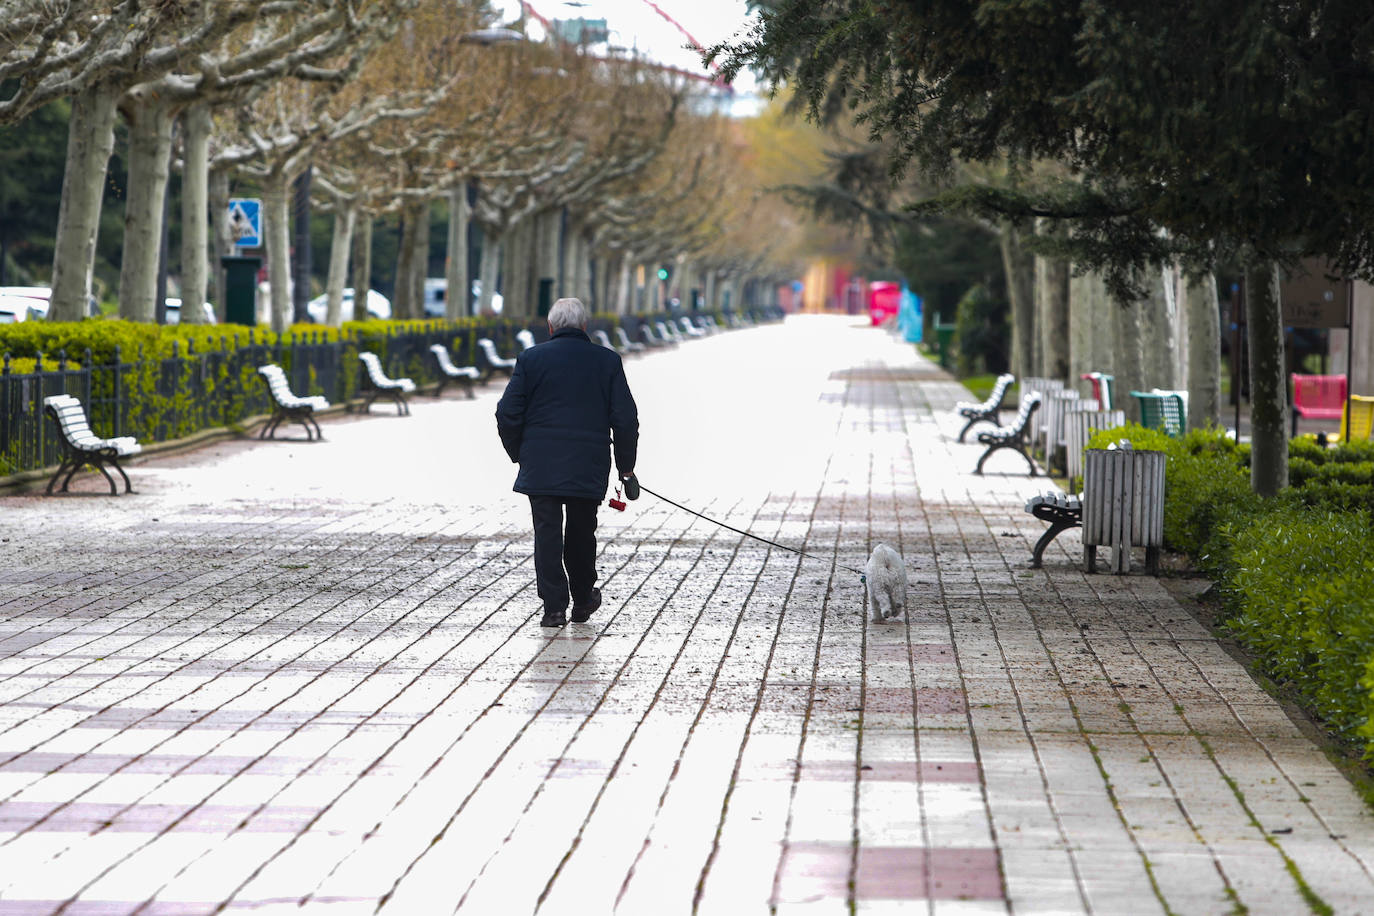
1,315,1372,914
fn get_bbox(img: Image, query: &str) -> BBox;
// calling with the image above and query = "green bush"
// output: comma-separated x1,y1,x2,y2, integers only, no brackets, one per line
1082,422,1374,755
1226,509,1374,744
953,283,1009,376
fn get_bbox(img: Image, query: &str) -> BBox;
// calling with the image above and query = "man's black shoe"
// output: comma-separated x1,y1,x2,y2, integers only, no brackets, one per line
571,588,601,623
541,607,567,627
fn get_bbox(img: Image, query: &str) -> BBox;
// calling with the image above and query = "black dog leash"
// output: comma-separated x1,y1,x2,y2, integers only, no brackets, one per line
628,479,867,579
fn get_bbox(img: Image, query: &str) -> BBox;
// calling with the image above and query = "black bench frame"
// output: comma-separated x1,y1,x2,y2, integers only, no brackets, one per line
43,397,137,495
258,365,325,441
359,352,413,416
430,345,478,399
957,373,1014,443
973,393,1041,476
476,338,516,381
1026,493,1082,568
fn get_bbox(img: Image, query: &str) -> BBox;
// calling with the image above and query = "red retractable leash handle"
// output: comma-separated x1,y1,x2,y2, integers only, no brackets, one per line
607,472,639,512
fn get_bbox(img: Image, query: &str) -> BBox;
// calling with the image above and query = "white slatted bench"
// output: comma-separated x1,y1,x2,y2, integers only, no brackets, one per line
1082,446,1166,574
42,394,141,495
955,372,1014,443
656,320,682,344
678,316,705,338
614,327,646,354
358,351,416,415
257,364,328,441
640,323,669,347
1025,491,1083,568
477,337,516,378
516,329,537,351
973,392,1042,476
429,344,479,399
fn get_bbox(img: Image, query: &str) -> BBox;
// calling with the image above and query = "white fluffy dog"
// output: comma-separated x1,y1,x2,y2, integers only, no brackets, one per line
865,543,907,622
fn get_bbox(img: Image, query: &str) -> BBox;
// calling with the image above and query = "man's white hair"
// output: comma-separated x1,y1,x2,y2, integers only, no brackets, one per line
548,298,589,331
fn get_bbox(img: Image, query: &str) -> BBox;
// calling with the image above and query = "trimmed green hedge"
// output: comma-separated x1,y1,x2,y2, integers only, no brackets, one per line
1086,424,1374,753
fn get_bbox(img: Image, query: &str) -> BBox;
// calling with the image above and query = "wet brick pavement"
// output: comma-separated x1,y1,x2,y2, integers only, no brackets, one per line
1,315,1372,914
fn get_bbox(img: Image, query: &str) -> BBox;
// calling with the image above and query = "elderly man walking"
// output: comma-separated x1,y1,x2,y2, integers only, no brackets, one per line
496,298,639,628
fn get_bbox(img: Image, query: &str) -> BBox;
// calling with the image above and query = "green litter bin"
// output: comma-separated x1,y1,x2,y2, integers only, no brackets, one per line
221,255,260,326
933,315,957,369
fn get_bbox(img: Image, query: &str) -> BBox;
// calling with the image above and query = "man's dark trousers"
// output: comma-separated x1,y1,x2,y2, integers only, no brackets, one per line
529,495,598,613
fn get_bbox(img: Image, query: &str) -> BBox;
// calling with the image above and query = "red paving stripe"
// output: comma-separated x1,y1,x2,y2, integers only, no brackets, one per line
775,842,1003,902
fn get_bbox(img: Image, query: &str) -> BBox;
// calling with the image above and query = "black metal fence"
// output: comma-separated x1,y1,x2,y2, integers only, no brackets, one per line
0,307,780,477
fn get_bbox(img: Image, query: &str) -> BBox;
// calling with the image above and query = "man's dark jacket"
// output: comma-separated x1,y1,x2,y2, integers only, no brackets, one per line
495,327,638,500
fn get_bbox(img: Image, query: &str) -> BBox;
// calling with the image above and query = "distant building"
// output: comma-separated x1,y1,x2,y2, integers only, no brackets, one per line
552,18,609,45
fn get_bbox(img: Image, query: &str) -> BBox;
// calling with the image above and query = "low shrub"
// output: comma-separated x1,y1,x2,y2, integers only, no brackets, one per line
1225,508,1374,744
1082,423,1374,756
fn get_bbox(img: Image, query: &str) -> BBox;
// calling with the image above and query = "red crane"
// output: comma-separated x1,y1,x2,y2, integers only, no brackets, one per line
520,1,733,89
637,0,729,86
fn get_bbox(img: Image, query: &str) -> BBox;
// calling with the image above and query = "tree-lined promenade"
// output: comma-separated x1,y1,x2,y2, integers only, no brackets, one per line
0,1,823,333
2,317,1372,914
718,0,1374,498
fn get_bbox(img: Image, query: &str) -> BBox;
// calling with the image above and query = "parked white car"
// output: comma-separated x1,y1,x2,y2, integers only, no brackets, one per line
0,286,99,319
423,278,501,317
163,298,218,325
0,294,39,323
305,288,393,322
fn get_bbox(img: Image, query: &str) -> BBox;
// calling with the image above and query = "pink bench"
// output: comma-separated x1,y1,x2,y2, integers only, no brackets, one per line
1292,373,1347,434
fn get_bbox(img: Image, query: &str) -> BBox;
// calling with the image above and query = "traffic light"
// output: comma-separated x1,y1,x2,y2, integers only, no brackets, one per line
657,266,669,281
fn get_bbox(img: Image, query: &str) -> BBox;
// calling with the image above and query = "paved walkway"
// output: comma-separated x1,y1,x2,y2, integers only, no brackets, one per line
2,315,1372,915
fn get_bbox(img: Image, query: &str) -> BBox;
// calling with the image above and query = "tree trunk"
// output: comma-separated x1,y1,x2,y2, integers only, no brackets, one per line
1111,295,1145,422
561,221,580,301
50,83,119,322
291,167,312,324
118,94,176,322
1138,266,1177,389
446,184,469,320
179,102,211,325
1035,229,1070,381
263,177,292,333
1069,268,1101,382
392,204,417,320
504,219,532,317
411,198,429,316
325,204,355,327
1185,273,1222,430
209,166,231,320
999,222,1036,378
615,253,633,314
1245,262,1289,495
351,212,372,322
536,209,559,313
479,229,501,314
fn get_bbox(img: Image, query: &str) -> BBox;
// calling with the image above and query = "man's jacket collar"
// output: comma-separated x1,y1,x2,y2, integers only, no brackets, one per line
551,327,591,342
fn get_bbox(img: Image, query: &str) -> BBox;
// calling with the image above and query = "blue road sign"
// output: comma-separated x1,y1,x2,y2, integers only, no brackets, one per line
228,198,262,248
